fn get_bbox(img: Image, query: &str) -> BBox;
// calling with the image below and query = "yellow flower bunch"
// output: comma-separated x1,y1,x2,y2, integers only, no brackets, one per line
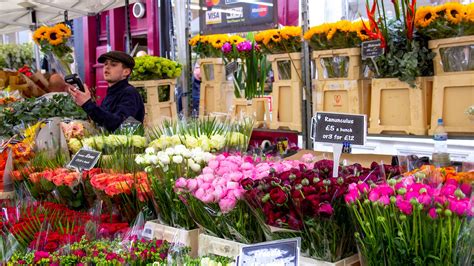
22,121,45,147
304,20,369,50
255,26,302,54
415,3,474,39
33,23,71,46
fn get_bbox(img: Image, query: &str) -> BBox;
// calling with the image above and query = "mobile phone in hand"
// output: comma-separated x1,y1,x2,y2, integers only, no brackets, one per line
65,74,85,92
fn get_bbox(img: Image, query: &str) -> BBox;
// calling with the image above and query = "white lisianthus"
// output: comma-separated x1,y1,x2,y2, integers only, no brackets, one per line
145,147,155,155
165,147,175,156
170,135,181,145
190,163,201,172
172,155,183,164
187,158,196,167
202,152,215,163
174,144,187,155
148,154,159,164
159,155,170,165
135,155,145,165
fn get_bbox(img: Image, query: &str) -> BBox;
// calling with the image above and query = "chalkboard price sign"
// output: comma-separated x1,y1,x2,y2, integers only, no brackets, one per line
361,40,383,59
67,148,101,171
312,112,367,146
238,238,300,266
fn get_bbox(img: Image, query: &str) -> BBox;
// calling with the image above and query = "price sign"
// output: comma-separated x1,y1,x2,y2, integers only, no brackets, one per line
361,40,384,60
238,238,300,266
312,112,367,146
67,148,101,171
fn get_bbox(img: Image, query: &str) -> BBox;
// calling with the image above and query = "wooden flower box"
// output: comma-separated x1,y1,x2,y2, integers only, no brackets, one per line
267,53,303,132
428,35,474,76
232,97,270,128
143,220,201,257
197,234,246,259
368,77,433,135
129,79,177,127
429,74,474,135
300,254,361,266
312,48,363,81
313,79,371,117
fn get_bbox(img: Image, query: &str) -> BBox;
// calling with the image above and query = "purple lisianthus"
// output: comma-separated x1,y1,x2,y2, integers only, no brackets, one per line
236,41,252,52
221,42,232,53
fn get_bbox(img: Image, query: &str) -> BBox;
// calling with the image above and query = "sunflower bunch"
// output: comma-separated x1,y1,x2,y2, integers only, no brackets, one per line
32,23,74,74
415,3,474,39
189,34,230,58
304,20,370,50
254,26,302,54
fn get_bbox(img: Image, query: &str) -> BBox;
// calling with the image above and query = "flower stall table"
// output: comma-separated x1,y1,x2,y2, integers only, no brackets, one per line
129,79,178,127
198,58,235,117
267,52,303,132
368,77,433,135
143,220,201,257
428,35,474,135
312,48,371,118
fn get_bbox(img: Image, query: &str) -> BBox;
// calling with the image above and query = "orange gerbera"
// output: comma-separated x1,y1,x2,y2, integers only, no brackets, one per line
12,142,32,158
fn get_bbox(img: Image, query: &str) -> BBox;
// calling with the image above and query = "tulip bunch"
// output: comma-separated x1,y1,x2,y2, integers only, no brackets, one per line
241,159,394,262
68,134,147,154
346,174,473,265
135,145,214,229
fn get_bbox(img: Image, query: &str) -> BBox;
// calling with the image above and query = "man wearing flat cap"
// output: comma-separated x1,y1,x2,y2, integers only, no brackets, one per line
67,51,145,132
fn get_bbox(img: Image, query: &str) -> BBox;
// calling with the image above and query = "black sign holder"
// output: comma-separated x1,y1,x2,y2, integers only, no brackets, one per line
361,39,383,76
311,112,367,177
67,148,101,172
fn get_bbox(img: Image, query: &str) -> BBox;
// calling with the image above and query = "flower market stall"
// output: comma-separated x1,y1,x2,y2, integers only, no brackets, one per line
0,0,474,265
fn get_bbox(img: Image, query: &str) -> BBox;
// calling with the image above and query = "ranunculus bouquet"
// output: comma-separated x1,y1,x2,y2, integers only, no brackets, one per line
242,159,400,262
175,154,273,243
346,172,473,265
135,145,214,229
88,169,151,223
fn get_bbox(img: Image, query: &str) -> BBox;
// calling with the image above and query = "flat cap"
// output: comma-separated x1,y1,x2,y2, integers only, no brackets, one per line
98,51,135,69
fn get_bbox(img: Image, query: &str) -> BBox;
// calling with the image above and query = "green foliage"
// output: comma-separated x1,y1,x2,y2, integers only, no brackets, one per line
364,20,434,87
131,55,183,81
0,94,87,137
0,43,34,70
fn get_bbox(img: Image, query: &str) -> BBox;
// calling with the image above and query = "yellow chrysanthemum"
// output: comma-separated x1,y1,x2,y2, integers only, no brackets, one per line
33,26,49,44
45,27,63,45
55,23,71,38
444,3,464,24
415,6,438,28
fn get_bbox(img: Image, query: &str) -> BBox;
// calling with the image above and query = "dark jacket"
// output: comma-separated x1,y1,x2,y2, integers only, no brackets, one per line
82,79,145,132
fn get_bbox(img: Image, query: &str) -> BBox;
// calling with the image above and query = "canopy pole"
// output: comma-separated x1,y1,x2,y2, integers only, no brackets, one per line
124,0,132,54
30,9,41,71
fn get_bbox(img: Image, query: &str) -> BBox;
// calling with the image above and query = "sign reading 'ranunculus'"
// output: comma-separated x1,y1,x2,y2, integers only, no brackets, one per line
311,112,367,146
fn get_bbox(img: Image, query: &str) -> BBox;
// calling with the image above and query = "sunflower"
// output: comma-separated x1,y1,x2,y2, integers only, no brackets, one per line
444,3,464,24
55,23,71,38
415,6,438,28
335,20,351,32
280,26,301,40
326,26,337,40
210,35,226,49
464,3,474,22
33,25,49,44
189,34,200,46
255,32,264,42
229,35,245,44
270,31,281,43
45,27,64,45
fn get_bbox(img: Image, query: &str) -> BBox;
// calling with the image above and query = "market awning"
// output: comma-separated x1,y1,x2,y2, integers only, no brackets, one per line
0,0,136,34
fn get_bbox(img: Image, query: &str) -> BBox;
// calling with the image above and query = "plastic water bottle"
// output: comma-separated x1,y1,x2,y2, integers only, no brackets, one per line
432,118,450,167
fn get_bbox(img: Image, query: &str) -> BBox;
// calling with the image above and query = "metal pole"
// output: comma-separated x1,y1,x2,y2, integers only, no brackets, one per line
301,0,313,149
29,9,42,71
124,0,132,54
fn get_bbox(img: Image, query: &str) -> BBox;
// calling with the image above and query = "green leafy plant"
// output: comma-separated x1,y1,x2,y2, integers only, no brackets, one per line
131,55,182,81
0,43,34,70
0,94,87,137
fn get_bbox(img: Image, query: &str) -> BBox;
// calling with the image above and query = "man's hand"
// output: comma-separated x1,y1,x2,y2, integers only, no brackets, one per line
67,84,92,106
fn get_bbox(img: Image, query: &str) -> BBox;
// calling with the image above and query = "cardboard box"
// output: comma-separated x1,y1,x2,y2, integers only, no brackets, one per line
286,150,394,167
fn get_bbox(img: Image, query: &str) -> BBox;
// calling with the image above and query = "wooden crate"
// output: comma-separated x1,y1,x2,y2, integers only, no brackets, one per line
143,220,201,257
199,81,234,116
428,35,474,76
300,254,361,266
312,48,362,81
198,234,246,259
270,80,303,132
267,52,302,83
232,97,270,128
129,79,178,127
429,74,474,135
368,77,433,135
313,79,371,116
198,58,227,83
